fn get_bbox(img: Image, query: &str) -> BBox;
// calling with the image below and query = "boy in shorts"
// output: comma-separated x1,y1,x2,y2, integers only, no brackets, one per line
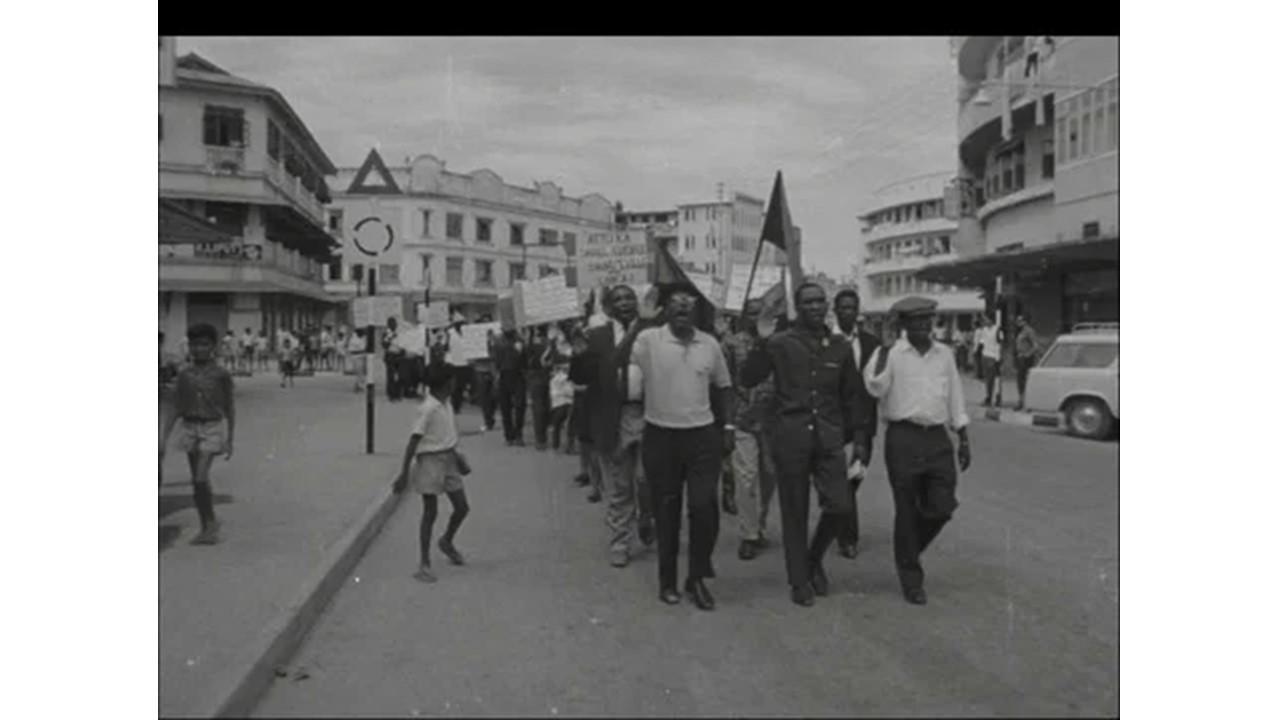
160,323,235,545
393,366,472,583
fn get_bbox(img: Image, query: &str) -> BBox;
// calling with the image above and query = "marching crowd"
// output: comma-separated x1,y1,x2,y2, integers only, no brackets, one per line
392,280,975,610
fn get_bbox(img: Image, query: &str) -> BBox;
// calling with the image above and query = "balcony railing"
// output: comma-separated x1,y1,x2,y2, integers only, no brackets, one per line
205,145,246,175
265,158,325,224
159,242,325,283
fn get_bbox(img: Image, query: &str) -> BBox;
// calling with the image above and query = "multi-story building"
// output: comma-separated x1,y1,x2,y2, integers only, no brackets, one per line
672,192,776,279
617,209,679,254
859,172,983,336
158,38,339,351
920,36,1119,340
324,150,616,320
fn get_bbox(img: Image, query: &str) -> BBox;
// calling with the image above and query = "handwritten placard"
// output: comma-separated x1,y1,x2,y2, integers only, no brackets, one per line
577,230,651,289
725,263,784,312
457,322,500,361
416,300,451,329
514,275,581,327
352,295,403,327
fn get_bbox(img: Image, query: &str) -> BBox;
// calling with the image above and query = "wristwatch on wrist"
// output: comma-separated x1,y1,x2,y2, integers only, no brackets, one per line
724,424,736,431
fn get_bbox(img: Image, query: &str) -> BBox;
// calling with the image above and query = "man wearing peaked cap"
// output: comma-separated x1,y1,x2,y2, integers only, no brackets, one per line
863,296,972,606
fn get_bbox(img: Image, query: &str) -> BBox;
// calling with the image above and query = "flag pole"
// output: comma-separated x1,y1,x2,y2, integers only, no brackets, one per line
740,227,767,314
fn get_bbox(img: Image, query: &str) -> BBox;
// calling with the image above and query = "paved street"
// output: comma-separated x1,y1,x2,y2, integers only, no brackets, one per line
253,412,1118,717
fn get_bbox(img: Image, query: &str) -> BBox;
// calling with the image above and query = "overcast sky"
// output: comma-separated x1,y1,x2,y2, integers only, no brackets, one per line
179,36,957,276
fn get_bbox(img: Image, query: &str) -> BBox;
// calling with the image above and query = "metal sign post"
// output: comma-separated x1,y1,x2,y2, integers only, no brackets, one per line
365,269,377,454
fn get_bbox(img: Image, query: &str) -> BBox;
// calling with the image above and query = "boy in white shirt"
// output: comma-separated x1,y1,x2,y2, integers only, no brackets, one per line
547,362,574,451
393,367,473,583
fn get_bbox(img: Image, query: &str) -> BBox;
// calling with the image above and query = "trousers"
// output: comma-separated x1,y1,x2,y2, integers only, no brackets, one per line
884,422,959,591
773,432,850,588
497,373,526,442
599,437,651,555
731,429,776,542
641,423,722,590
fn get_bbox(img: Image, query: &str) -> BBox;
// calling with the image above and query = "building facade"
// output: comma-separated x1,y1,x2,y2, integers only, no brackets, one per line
325,150,616,321
920,36,1119,340
672,191,776,279
159,39,339,353
859,172,983,336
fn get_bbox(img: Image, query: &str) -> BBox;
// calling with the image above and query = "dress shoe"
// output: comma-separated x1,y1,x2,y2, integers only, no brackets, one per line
684,578,715,611
610,550,629,568
904,587,928,605
810,562,830,597
659,588,682,605
838,541,859,560
513,438,527,447
573,473,590,487
791,583,815,607
738,539,759,561
586,489,602,503
638,522,655,547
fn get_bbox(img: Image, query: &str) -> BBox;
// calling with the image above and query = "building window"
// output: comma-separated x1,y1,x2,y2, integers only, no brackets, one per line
328,209,343,232
476,217,492,243
539,264,558,278
202,105,245,147
563,231,576,250
419,254,431,285
350,263,364,283
509,262,526,285
1042,138,1055,179
328,260,343,281
1068,116,1079,162
1081,109,1092,158
379,263,400,286
447,212,464,240
511,223,525,246
267,120,281,160
475,259,494,286
446,257,464,287
420,210,431,237
539,228,559,246
1108,82,1119,150
1082,221,1101,238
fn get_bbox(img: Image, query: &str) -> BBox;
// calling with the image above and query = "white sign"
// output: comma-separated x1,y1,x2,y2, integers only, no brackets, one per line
577,230,651,289
457,322,500,361
514,275,581,327
725,263,784,312
416,300,451,329
352,295,403,327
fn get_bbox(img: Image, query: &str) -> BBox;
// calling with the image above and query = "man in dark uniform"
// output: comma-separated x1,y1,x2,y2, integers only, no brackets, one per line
741,282,872,607
493,327,527,446
864,297,973,605
830,289,880,560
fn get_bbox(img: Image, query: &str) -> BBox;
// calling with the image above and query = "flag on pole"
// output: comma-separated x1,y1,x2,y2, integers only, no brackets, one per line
746,171,804,324
649,233,716,332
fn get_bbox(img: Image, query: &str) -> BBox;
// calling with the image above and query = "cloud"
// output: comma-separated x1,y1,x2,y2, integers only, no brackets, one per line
176,36,956,275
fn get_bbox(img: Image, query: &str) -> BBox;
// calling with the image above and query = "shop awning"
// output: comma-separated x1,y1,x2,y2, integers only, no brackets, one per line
159,200,237,245
916,236,1118,287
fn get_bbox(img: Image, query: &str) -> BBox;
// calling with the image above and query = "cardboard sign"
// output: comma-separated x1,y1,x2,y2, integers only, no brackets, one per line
576,230,651,289
457,322,500,361
514,275,580,328
416,300,451,329
352,295,403,327
725,263,784,312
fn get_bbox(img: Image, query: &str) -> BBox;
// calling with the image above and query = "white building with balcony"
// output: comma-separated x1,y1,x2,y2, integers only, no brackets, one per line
324,149,617,321
860,172,983,335
673,192,779,280
158,38,339,350
920,36,1119,340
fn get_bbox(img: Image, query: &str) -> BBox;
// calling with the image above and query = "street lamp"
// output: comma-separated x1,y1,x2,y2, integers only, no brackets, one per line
970,78,1103,107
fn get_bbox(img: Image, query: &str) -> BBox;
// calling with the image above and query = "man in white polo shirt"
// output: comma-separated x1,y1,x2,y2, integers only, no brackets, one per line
628,285,734,611
444,320,473,413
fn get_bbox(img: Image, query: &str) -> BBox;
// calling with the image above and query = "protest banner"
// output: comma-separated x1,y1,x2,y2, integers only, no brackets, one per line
725,263,784,312
415,300,451,329
514,275,581,327
576,229,651,290
457,322,500,361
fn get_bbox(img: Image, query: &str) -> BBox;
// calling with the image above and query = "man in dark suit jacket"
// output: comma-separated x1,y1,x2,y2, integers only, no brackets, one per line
832,289,881,559
569,285,655,567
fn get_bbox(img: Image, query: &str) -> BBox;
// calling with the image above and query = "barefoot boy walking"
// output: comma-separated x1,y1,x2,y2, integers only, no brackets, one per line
161,323,235,545
393,367,472,582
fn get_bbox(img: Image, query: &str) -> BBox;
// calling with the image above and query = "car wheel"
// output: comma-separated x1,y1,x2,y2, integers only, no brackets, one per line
1065,399,1114,440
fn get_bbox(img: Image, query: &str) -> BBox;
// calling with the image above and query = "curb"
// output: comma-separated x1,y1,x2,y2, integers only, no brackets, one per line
981,407,1062,429
192,475,406,718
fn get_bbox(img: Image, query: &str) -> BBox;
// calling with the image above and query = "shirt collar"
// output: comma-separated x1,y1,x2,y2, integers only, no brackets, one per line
660,323,703,344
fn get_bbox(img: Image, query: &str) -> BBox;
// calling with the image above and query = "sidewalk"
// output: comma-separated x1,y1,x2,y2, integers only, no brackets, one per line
961,375,1063,429
159,372,480,717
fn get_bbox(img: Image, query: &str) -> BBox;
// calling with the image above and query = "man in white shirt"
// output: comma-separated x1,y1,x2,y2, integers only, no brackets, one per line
444,321,474,413
974,314,1002,407
864,296,973,606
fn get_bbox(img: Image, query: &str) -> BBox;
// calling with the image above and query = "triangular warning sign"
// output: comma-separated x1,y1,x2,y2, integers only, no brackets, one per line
347,148,402,195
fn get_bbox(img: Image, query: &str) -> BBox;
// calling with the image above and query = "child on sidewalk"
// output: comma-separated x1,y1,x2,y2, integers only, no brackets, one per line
547,362,574,452
160,323,235,545
393,366,472,583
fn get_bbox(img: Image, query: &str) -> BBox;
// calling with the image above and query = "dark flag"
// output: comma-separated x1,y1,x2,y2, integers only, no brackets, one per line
745,171,803,322
649,232,716,333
